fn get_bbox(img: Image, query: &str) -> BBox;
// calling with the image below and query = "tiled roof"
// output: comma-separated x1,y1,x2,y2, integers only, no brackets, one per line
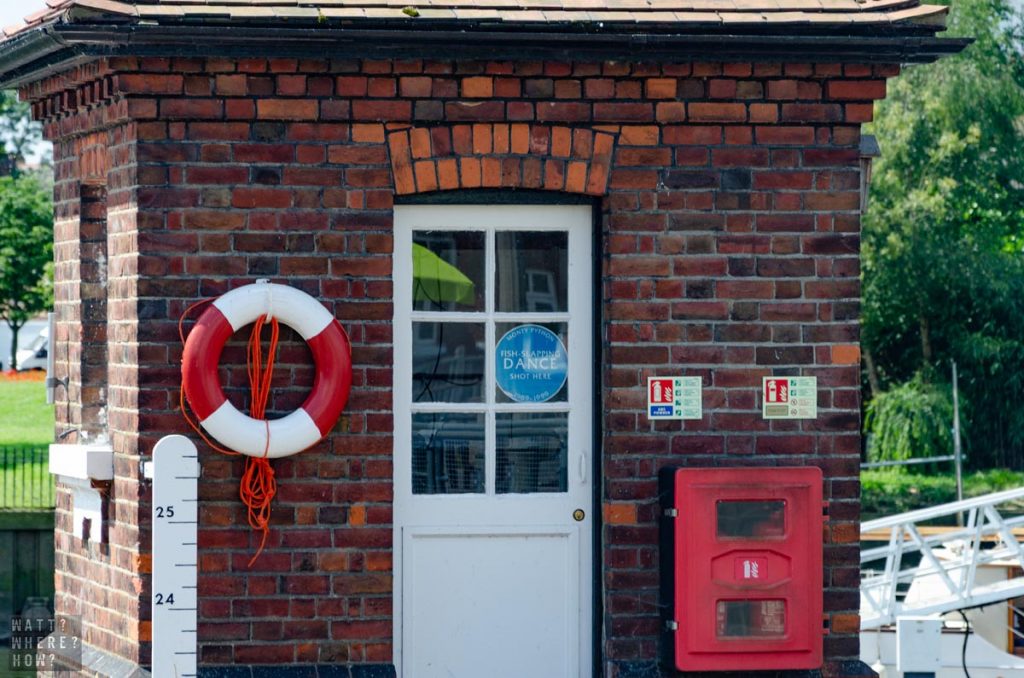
4,0,949,39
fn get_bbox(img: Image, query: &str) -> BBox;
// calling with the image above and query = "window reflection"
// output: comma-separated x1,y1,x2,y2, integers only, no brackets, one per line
496,413,568,494
716,600,786,638
496,232,568,313
716,501,786,539
413,322,485,403
412,413,485,494
412,231,485,312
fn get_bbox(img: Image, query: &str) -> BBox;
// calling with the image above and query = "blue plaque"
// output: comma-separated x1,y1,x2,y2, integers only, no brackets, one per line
495,325,568,403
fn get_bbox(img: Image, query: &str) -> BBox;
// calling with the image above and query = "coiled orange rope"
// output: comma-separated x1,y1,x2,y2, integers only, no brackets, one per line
179,299,280,566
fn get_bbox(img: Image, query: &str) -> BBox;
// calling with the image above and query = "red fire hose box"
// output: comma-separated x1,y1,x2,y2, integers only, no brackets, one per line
660,466,825,672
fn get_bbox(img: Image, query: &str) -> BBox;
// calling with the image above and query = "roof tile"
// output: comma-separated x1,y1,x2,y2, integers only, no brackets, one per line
0,0,952,41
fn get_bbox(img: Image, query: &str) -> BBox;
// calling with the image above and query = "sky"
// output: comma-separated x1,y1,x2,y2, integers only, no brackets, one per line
0,2,48,33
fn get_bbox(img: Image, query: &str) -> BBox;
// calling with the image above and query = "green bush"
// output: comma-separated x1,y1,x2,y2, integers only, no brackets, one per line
861,468,1024,520
864,375,955,464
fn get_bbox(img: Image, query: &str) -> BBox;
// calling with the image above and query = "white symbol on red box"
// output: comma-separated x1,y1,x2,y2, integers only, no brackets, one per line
742,559,760,579
651,380,673,403
766,379,789,404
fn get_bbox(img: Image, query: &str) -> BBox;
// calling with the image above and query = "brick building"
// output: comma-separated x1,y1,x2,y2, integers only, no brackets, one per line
0,1,964,676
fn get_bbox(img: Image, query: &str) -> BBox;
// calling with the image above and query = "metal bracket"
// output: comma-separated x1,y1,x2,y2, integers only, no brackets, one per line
663,508,678,518
46,376,67,390
665,620,679,631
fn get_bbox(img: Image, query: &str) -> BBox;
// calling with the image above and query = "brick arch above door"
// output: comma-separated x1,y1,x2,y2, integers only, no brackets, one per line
387,124,618,197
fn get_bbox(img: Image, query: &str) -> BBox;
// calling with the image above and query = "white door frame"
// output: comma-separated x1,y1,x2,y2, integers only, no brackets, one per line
392,203,594,678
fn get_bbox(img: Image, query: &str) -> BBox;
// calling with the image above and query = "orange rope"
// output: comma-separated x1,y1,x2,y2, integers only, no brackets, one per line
179,299,281,567
241,315,280,565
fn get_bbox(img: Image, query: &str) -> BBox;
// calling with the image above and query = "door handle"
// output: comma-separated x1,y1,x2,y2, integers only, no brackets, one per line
578,451,587,485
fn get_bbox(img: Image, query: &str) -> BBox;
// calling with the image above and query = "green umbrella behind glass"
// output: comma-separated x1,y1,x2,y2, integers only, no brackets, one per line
412,243,475,306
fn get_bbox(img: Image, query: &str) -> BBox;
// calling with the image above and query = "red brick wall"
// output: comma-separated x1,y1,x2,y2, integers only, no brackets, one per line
26,55,893,676
33,60,146,663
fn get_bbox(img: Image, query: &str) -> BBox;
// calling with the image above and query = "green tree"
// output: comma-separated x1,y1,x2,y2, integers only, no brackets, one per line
0,175,53,370
0,90,46,177
863,0,1024,466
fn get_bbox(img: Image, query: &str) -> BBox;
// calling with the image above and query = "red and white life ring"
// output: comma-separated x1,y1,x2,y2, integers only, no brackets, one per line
181,282,352,458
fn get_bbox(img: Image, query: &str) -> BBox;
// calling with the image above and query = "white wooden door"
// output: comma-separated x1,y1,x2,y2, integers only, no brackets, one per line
394,204,593,678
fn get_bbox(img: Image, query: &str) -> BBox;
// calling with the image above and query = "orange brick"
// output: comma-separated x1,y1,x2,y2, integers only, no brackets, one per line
388,131,415,195
830,613,860,634
544,158,565,191
604,503,637,525
134,553,153,574
551,126,571,158
139,621,152,643
572,128,593,159
257,99,317,120
410,127,432,159
349,504,367,526
565,161,588,193
620,126,659,146
481,157,502,187
353,123,385,142
832,344,860,364
414,160,438,192
587,133,615,195
511,123,530,154
437,158,459,190
831,522,859,544
319,552,350,572
460,157,482,188
646,78,677,99
472,123,492,154
463,76,494,98
493,124,510,154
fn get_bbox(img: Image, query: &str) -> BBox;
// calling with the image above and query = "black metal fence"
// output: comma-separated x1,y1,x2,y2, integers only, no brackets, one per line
0,446,54,510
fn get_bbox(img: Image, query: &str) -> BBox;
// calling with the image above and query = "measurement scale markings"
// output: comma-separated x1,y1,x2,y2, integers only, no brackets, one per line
152,435,199,678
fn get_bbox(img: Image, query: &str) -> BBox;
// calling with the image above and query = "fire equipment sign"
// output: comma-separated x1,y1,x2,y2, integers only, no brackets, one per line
647,376,702,420
762,377,817,419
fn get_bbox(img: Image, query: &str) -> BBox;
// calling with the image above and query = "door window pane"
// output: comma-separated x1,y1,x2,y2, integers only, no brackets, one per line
413,322,485,403
495,322,568,404
412,413,485,494
716,600,786,638
716,501,786,539
496,413,568,494
496,231,568,313
413,231,485,312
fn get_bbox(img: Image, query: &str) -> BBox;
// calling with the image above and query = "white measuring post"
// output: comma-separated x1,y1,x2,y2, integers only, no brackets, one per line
151,435,199,678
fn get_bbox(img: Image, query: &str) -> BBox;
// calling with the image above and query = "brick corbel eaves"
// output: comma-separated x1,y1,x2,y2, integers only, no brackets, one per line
387,124,618,197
